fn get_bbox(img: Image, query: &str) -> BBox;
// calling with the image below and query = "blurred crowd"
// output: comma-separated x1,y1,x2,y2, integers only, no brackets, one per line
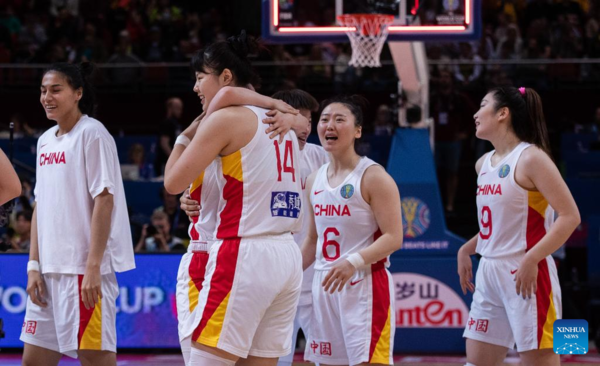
2,0,600,251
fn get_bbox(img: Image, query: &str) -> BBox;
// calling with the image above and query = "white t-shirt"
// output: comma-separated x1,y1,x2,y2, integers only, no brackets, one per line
34,115,135,275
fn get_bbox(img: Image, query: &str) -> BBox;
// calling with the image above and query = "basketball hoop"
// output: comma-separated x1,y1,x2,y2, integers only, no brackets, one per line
337,13,395,68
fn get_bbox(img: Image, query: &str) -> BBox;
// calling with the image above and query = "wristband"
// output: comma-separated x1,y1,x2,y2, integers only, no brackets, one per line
27,260,40,273
175,135,191,148
346,253,365,269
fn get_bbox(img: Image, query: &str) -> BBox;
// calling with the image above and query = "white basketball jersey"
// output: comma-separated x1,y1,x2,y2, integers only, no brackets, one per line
476,142,555,258
311,157,380,271
187,160,219,242
214,105,303,239
294,143,329,245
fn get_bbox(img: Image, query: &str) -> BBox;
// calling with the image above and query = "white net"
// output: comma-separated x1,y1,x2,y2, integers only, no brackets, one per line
337,14,395,68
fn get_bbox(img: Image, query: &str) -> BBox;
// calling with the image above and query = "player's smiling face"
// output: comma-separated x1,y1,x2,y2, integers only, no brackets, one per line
317,103,361,153
474,92,505,140
40,71,82,122
193,70,221,109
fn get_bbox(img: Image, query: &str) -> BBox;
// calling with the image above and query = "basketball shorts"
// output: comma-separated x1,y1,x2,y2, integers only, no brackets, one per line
20,272,119,358
278,302,313,365
176,241,213,342
305,262,395,366
463,255,562,352
190,233,302,358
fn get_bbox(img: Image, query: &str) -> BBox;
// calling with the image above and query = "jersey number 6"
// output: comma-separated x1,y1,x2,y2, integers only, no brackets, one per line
323,227,341,261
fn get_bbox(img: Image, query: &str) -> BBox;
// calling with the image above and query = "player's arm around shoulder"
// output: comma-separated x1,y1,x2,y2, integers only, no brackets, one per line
360,165,403,262
165,106,255,194
300,171,318,271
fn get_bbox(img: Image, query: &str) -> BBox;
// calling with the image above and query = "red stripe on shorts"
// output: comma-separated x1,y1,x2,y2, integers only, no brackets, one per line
536,258,551,348
369,262,389,361
192,238,241,342
189,252,209,292
77,275,94,347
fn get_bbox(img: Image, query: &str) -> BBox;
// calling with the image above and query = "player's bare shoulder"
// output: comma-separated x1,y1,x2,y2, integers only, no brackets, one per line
361,164,398,203
475,153,488,175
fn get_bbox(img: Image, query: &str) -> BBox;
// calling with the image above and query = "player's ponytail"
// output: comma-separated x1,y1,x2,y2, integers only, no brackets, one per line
77,62,97,117
44,62,97,117
490,86,551,156
191,30,261,87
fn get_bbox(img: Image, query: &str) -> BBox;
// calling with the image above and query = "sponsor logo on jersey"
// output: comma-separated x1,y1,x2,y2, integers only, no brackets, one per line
498,164,510,178
39,151,66,166
476,184,503,196
554,319,588,354
401,197,431,239
350,279,364,286
393,273,469,328
340,184,354,199
270,191,301,218
314,204,351,217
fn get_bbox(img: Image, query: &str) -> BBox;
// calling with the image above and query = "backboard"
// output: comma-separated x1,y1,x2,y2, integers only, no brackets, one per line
262,0,480,43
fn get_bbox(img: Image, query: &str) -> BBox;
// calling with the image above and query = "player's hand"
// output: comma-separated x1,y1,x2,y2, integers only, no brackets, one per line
263,110,303,143
272,99,298,115
26,270,47,307
457,246,475,295
515,257,538,300
322,259,356,294
180,188,200,219
81,267,103,310
181,112,206,140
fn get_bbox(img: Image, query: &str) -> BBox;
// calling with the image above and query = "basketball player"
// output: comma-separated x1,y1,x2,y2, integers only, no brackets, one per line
0,148,21,205
301,96,403,366
21,63,135,366
179,88,329,366
458,86,580,366
176,88,307,365
164,32,304,366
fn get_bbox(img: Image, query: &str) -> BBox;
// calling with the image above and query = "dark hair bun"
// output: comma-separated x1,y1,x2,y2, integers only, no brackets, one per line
227,30,260,59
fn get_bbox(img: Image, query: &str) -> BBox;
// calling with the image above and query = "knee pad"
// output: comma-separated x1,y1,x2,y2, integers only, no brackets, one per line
189,347,236,366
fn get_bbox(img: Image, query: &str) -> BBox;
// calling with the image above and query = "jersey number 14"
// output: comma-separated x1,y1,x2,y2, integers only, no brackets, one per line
273,140,296,182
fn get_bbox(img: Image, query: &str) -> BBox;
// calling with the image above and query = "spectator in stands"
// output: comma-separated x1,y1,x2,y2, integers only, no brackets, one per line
135,210,184,252
127,143,154,180
453,42,483,90
106,30,143,85
9,210,32,252
156,186,187,240
373,104,394,136
430,69,476,213
8,113,39,138
495,23,522,60
155,97,183,176
77,22,108,63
